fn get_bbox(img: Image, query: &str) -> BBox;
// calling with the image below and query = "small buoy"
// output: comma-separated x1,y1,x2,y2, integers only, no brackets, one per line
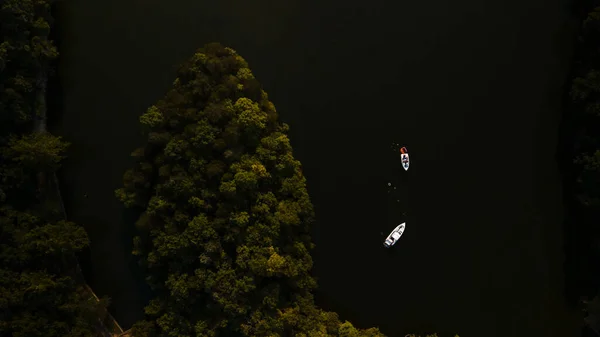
387,182,391,186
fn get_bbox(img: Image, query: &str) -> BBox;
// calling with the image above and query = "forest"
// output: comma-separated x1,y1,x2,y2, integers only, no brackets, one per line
0,0,108,336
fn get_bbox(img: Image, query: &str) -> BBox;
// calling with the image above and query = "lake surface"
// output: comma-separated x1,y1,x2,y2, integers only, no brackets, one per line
53,0,581,335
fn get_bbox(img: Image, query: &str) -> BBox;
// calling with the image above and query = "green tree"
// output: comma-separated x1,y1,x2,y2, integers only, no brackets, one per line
0,0,58,129
4,132,69,172
118,43,388,337
0,206,105,337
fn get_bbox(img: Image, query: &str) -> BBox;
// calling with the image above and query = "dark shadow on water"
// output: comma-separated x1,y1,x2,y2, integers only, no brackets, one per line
48,1,152,328
47,4,63,131
47,0,99,298
557,7,600,337
558,0,600,312
122,207,154,310
557,9,584,309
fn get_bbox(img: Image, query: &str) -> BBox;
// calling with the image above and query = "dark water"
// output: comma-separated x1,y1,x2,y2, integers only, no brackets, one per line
52,0,581,335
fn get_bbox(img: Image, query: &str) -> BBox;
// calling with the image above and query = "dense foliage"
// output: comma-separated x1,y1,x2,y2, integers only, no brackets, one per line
0,0,58,133
0,207,105,337
116,43,389,337
0,0,105,336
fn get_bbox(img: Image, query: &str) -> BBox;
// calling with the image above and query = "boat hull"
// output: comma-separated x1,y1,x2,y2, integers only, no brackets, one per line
401,153,410,171
383,222,406,247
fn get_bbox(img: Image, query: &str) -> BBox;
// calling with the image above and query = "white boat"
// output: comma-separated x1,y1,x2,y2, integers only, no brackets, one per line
400,146,409,171
383,222,406,248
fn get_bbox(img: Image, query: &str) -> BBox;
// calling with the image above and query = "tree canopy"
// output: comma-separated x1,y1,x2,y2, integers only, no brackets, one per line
0,0,58,132
0,207,105,337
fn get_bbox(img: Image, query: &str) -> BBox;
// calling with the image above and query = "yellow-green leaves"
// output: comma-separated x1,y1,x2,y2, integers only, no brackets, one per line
12,74,34,93
230,211,250,227
280,174,308,198
339,321,362,337
184,214,217,246
219,180,237,196
234,171,259,190
576,150,600,171
266,250,286,274
234,97,268,131
0,6,109,334
204,99,235,124
164,138,189,160
0,41,9,71
156,312,191,337
237,68,255,80
144,298,163,317
583,7,600,27
275,200,302,227
147,196,174,216
251,162,269,178
251,192,278,219
22,220,89,256
255,220,280,245
188,119,217,148
161,175,195,200
188,196,205,209
0,204,106,336
227,156,272,193
154,230,189,258
165,273,201,302
224,47,237,55
204,266,255,315
5,132,69,171
140,105,165,128
191,52,208,65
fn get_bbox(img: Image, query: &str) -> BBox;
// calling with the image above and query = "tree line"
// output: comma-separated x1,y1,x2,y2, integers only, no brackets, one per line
0,0,108,336
566,2,600,335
